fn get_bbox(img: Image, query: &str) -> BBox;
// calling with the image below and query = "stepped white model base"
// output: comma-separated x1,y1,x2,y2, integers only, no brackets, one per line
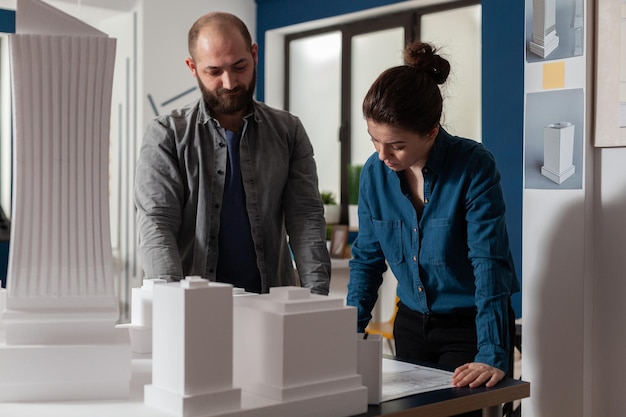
145,384,242,417
144,382,366,417
0,327,131,402
529,31,559,58
541,165,575,184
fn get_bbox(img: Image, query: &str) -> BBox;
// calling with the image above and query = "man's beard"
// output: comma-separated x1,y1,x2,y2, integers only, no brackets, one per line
200,67,256,115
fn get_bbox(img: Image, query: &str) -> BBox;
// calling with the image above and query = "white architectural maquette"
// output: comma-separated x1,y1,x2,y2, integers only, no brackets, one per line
541,122,576,184
146,280,369,417
145,278,243,417
529,0,559,58
118,278,167,354
0,0,131,402
233,286,368,416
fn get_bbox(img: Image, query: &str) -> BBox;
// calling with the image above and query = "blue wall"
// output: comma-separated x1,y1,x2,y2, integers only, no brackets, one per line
481,0,524,317
0,8,14,288
256,0,524,317
0,8,15,33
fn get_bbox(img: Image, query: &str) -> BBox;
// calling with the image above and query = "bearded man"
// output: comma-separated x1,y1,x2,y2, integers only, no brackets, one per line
134,12,330,295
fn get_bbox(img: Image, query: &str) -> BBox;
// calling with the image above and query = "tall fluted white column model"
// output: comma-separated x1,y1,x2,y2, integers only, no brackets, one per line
0,0,130,401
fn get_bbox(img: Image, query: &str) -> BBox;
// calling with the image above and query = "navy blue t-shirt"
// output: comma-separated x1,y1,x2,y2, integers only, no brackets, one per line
216,130,261,293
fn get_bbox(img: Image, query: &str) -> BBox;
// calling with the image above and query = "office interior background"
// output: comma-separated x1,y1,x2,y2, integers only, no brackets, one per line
0,0,623,416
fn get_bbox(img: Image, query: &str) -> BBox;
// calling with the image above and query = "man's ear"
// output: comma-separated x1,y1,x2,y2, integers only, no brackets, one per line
185,57,197,77
251,43,259,66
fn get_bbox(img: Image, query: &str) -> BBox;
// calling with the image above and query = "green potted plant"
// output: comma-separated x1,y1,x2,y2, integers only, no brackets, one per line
320,190,340,224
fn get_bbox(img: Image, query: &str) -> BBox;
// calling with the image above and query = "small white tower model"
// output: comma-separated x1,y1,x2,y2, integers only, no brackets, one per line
0,0,130,402
118,278,167,353
145,277,242,417
541,122,576,184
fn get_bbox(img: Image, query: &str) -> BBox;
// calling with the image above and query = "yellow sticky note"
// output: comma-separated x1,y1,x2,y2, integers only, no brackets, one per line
543,61,565,89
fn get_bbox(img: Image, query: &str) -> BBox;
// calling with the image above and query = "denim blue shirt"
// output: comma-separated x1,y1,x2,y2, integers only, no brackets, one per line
347,128,519,371
135,98,330,294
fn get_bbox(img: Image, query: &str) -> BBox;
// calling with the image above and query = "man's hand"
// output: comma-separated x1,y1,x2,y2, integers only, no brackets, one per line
451,362,505,388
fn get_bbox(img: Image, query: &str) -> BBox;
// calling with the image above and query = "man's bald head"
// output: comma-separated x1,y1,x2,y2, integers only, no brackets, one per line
188,12,253,59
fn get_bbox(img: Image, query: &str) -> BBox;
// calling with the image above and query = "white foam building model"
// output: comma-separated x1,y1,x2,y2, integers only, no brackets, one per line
145,278,242,417
146,279,369,417
119,278,167,354
0,0,130,402
233,286,368,415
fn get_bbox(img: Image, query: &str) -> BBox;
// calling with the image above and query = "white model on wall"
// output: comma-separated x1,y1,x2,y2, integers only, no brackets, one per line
0,0,131,401
529,0,559,58
541,122,576,184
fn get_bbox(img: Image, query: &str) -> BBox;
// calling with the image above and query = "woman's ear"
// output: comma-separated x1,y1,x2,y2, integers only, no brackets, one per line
428,124,440,140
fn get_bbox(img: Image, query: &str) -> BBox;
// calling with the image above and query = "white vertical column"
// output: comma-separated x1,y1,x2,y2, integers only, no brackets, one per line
529,0,559,58
145,278,242,417
541,122,576,184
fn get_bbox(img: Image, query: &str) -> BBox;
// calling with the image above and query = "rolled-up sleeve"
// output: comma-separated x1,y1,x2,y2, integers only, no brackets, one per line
134,120,185,280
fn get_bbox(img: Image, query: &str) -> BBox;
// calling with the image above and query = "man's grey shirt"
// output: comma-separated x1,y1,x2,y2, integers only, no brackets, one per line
134,98,330,294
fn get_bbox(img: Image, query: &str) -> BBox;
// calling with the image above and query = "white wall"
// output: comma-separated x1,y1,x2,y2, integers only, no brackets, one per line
522,1,626,416
593,148,626,417
521,0,594,414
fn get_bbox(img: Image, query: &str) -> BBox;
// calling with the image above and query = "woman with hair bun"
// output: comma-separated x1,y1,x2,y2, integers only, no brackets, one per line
347,41,520,394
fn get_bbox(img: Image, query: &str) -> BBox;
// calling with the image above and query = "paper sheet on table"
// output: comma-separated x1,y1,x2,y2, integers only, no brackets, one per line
381,358,453,402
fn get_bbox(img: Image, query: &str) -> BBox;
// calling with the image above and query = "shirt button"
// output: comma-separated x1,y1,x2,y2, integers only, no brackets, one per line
418,286,423,292
413,227,417,233
217,170,224,175
412,255,417,262
215,204,220,209
219,142,226,147
424,198,429,204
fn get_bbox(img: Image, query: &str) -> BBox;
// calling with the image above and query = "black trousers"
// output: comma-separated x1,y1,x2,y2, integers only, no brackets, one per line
393,301,516,417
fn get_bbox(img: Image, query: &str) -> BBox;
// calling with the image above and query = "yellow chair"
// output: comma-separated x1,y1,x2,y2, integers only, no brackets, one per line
365,296,399,356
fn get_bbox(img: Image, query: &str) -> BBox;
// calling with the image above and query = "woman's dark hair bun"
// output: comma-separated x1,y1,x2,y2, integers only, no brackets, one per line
403,41,450,85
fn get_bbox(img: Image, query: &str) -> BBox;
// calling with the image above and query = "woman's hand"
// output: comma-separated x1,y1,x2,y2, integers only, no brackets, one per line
451,362,505,388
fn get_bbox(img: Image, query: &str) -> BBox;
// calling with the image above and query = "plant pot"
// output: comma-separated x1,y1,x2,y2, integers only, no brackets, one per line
348,204,359,230
324,204,341,224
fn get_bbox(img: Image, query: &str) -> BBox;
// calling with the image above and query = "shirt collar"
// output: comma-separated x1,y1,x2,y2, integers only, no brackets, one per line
424,127,452,175
197,98,258,126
